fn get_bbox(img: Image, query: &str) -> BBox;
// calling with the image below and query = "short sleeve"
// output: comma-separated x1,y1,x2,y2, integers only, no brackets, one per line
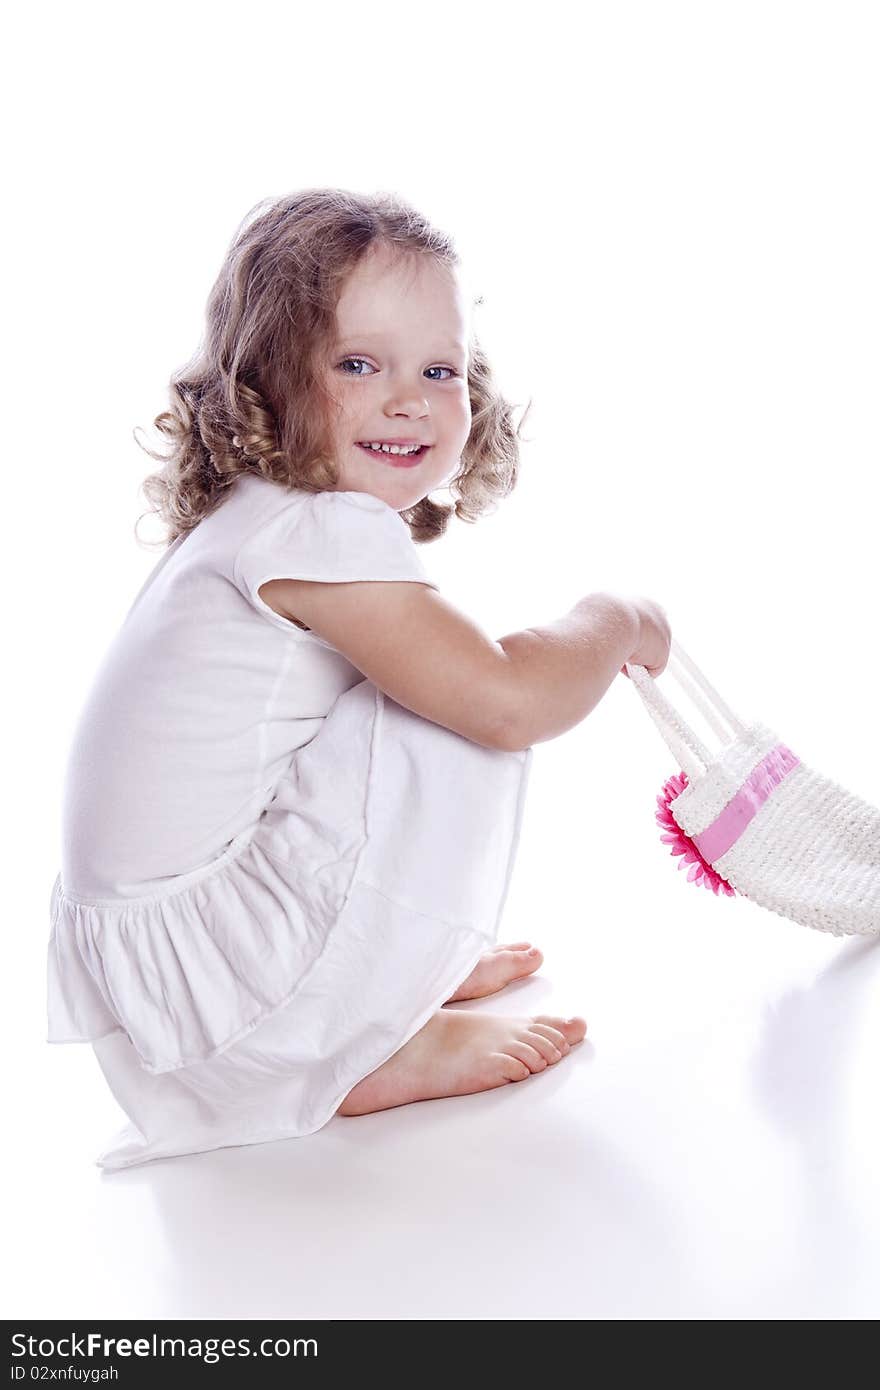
232,488,438,635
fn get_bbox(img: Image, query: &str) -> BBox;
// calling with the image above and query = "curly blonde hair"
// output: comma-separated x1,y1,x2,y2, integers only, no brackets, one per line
135,188,532,548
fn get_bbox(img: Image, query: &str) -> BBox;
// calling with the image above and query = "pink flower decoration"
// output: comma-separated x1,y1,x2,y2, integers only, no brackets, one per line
655,771,737,897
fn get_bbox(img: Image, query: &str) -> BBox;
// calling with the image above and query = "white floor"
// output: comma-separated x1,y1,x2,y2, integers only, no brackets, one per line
10,712,880,1320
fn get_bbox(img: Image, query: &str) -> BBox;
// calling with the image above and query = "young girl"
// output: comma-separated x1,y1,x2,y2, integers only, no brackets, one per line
46,188,670,1170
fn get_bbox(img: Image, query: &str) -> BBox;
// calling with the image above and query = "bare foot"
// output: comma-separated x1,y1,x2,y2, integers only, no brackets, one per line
336,1009,587,1117
444,941,543,1003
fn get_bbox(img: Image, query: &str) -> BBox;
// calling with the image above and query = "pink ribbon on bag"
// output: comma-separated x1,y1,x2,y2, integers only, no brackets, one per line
691,744,801,864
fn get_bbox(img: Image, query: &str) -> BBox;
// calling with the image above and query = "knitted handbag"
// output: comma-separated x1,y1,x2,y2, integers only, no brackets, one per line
624,637,880,937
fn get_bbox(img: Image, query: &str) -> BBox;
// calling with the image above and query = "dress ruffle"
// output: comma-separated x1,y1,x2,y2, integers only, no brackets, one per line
47,679,533,1085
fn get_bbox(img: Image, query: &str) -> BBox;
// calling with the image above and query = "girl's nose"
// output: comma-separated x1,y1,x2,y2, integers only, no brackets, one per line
383,389,428,408
382,377,430,417
385,399,430,420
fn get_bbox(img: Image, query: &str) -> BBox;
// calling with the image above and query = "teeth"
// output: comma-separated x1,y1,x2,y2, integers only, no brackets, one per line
360,442,421,455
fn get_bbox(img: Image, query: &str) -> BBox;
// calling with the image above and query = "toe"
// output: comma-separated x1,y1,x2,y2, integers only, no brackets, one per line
562,1015,588,1043
506,1040,549,1073
493,941,532,953
502,946,543,974
535,1014,587,1044
522,1029,563,1064
528,1022,570,1053
496,1054,531,1083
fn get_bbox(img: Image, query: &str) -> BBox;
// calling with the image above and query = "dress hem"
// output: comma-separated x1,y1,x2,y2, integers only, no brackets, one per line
94,930,489,1171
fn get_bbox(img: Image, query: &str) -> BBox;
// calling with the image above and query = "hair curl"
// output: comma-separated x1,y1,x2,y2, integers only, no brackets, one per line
135,188,532,548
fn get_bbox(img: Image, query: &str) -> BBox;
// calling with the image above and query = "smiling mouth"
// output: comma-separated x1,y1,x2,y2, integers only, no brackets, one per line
355,443,430,467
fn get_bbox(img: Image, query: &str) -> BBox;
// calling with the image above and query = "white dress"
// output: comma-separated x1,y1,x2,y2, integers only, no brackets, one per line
46,474,533,1169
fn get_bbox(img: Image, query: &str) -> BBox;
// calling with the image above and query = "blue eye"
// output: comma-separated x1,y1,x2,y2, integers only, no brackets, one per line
338,357,459,380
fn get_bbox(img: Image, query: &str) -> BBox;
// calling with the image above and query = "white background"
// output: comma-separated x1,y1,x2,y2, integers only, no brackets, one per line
4,0,879,1320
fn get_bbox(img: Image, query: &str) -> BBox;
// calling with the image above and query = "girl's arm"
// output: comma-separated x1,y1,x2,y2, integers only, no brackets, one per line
496,592,640,749
261,579,638,753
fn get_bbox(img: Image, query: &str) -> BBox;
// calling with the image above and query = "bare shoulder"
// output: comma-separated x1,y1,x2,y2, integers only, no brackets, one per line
257,576,519,751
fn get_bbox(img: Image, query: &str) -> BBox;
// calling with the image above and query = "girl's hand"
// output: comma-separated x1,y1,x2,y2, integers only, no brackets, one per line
617,595,672,680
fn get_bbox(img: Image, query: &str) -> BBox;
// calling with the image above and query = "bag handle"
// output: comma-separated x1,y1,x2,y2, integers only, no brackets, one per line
625,638,749,782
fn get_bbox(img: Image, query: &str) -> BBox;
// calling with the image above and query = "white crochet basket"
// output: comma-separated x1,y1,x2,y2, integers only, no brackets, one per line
624,637,880,937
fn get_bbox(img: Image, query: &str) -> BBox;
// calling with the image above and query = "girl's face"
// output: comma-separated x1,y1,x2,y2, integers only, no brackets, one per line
321,244,473,511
